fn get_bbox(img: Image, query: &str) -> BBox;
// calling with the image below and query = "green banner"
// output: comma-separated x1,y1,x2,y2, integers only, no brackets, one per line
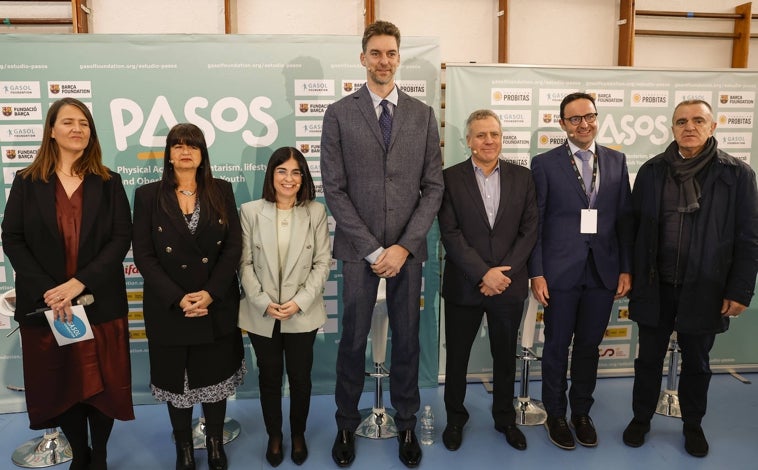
0,34,441,411
444,64,758,376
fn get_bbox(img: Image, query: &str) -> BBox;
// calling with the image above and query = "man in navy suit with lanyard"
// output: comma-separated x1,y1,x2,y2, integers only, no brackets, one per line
529,92,633,450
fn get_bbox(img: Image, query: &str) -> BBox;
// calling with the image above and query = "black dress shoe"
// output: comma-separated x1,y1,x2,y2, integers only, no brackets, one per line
291,433,308,465
683,423,709,457
174,440,195,470
498,424,527,450
206,436,228,470
398,430,422,468
331,429,355,467
442,424,463,451
545,416,575,450
622,418,650,448
265,434,284,467
571,414,598,447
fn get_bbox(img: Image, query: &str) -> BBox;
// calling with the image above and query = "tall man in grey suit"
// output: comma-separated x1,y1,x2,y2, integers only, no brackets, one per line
438,109,537,452
320,20,444,468
529,92,633,450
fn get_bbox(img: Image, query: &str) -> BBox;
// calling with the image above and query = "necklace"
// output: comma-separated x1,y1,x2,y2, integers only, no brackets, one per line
177,189,196,196
57,169,78,178
278,208,292,227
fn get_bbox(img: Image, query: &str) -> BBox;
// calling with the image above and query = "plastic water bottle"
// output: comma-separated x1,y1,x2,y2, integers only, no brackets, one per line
420,404,434,445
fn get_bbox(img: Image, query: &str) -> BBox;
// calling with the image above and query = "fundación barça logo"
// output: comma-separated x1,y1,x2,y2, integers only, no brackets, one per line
54,315,89,340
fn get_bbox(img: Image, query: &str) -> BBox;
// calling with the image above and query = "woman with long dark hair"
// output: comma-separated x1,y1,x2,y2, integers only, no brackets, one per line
132,123,245,470
2,97,134,470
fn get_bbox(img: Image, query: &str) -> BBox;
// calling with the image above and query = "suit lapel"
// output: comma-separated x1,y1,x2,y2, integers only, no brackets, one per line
36,178,60,241
355,86,386,150
78,174,101,249
460,158,491,228
282,205,309,280
259,201,280,283
558,142,589,204
493,160,512,229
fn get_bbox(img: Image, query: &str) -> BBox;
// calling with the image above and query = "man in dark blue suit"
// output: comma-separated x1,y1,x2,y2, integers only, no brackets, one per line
528,92,633,450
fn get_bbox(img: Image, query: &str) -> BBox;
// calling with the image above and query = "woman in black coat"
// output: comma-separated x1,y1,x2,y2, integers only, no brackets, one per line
132,123,244,470
1,97,134,470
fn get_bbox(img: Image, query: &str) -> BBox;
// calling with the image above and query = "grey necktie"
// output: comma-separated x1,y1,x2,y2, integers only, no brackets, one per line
576,150,594,205
379,100,392,150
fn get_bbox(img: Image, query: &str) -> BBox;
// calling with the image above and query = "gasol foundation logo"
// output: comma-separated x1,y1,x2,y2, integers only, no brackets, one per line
341,80,366,96
2,145,37,162
3,166,19,184
0,81,41,99
717,112,753,128
501,132,531,149
630,90,669,107
587,90,625,107
294,80,335,97
537,131,567,148
295,100,332,117
717,132,752,149
674,90,713,105
0,125,44,142
539,89,576,107
307,161,321,178
0,103,42,120
491,88,532,106
397,80,427,97
718,91,755,108
48,81,92,98
296,141,321,157
295,121,323,138
496,110,531,128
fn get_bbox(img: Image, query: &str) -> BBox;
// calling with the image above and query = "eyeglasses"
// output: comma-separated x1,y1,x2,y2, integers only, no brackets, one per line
275,168,303,178
563,113,598,125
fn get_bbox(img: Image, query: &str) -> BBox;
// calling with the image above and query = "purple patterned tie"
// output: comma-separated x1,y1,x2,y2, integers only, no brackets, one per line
379,99,392,150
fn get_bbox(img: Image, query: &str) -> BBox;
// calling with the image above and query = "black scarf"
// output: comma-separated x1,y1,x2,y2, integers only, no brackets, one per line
661,136,717,213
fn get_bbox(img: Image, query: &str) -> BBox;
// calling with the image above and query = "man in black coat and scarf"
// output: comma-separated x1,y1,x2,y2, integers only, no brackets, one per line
622,99,758,457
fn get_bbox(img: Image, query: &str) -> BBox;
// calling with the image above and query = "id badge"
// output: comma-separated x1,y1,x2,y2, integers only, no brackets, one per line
580,209,598,234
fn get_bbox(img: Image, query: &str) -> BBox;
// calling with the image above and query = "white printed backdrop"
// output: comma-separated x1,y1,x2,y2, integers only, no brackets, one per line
0,35,441,412
444,64,758,377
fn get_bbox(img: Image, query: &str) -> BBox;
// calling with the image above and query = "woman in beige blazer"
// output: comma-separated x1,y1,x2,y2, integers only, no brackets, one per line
238,146,330,467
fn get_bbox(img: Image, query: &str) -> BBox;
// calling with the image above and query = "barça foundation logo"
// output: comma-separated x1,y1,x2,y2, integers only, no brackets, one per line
2,107,12,117
49,83,61,94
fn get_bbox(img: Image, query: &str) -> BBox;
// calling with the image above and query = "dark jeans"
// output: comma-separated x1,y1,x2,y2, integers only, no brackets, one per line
632,284,716,425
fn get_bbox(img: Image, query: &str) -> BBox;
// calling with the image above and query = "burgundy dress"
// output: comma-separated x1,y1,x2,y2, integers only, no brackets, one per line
20,179,134,429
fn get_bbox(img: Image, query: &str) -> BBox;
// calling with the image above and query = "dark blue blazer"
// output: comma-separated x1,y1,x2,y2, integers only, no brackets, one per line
528,141,633,291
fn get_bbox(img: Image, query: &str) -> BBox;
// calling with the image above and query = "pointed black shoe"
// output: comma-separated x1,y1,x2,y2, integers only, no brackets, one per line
398,430,422,468
206,436,228,470
291,433,308,465
331,429,355,467
265,434,284,467
497,424,527,450
442,424,463,451
622,418,650,448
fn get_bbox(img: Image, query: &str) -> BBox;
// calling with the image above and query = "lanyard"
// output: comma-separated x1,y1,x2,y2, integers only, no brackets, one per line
567,144,597,207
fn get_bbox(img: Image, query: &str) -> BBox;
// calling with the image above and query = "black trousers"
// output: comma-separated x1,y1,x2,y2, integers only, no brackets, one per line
249,320,318,436
632,284,716,425
443,298,524,429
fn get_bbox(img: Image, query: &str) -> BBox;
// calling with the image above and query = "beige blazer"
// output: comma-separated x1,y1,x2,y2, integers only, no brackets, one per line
238,199,330,337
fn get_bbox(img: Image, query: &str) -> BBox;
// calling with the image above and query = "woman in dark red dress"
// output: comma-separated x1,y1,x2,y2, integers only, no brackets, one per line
1,98,134,470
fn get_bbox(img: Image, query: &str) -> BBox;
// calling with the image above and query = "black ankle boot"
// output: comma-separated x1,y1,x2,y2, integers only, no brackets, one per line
206,436,227,470
174,438,195,470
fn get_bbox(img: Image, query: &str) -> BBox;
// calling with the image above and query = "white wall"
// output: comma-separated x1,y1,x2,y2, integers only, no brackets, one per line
0,0,756,68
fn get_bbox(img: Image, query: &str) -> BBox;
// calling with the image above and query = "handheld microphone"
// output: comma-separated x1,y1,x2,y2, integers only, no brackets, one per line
26,294,95,317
